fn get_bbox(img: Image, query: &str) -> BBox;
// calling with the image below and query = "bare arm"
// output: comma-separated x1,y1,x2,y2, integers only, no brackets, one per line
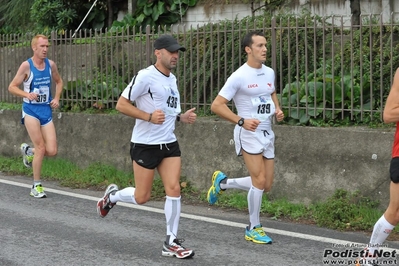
211,95,240,124
271,91,280,111
8,62,35,100
271,91,284,122
383,68,399,124
50,60,63,101
211,95,260,131
116,96,150,120
115,96,165,124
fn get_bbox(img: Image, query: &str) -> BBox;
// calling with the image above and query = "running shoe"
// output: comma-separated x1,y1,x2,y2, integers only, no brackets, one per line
245,224,272,244
30,184,46,198
207,170,227,204
162,238,195,259
20,143,34,168
97,184,119,218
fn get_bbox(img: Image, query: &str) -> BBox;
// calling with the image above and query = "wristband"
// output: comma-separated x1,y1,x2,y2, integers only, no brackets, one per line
148,113,152,122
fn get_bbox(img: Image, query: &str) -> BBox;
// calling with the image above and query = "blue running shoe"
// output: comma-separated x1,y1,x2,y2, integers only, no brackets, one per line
245,225,272,244
207,171,227,205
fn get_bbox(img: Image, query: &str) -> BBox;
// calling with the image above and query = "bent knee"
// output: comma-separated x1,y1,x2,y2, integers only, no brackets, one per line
34,146,46,156
46,148,57,157
165,185,181,196
385,209,399,225
134,195,150,205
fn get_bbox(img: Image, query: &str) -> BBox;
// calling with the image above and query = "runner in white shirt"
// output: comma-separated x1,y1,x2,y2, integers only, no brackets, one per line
207,31,284,244
97,35,196,259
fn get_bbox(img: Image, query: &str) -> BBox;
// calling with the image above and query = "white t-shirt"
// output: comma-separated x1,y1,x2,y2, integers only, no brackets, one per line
219,63,276,130
120,65,181,144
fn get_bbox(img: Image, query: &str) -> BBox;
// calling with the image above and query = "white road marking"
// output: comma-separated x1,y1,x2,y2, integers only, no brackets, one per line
1,178,397,252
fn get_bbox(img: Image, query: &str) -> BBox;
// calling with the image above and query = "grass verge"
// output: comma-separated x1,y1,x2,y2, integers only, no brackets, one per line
1,155,397,240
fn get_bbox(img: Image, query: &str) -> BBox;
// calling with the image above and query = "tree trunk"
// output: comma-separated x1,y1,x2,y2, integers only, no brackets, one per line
128,0,138,15
350,0,361,27
107,0,113,29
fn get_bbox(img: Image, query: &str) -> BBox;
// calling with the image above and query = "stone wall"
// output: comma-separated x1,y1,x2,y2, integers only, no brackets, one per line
0,110,394,208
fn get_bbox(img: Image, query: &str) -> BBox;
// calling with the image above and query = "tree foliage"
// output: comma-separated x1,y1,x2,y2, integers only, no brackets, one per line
0,0,111,34
0,0,33,33
112,0,198,32
30,0,110,34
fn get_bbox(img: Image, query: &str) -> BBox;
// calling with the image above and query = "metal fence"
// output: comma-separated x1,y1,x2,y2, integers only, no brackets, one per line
1,15,398,123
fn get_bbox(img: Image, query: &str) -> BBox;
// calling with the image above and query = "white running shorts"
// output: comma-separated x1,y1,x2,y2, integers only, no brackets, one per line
234,126,275,159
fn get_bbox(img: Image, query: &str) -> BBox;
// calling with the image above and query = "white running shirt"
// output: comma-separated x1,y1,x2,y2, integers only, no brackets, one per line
120,65,181,144
219,63,276,130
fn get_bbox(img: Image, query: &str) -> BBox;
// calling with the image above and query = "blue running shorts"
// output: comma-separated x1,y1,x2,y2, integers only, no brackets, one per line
22,102,52,126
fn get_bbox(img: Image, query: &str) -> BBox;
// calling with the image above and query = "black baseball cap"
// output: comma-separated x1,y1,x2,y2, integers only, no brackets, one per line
154,35,186,52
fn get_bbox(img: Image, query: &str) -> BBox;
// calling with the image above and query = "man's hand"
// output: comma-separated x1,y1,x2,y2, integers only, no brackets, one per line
26,92,38,101
151,109,165,124
243,118,260,132
50,98,60,109
275,109,284,122
182,108,196,124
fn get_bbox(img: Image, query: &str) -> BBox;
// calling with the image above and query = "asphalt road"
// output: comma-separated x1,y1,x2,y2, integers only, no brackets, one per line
1,173,398,266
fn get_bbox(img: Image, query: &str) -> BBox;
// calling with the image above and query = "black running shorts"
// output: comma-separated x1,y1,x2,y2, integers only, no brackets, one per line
390,157,399,183
130,141,181,169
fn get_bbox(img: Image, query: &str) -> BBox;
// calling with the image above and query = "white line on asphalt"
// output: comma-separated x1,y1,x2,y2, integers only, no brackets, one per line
1,178,397,252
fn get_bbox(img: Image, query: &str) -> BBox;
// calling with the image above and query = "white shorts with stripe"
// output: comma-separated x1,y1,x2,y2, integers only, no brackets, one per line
234,126,275,159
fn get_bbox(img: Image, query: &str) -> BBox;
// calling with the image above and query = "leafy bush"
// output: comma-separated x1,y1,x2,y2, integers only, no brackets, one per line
279,61,372,125
61,68,127,111
279,20,399,126
340,21,399,106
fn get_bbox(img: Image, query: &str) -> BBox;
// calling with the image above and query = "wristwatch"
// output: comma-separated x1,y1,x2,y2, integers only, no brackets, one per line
237,118,245,127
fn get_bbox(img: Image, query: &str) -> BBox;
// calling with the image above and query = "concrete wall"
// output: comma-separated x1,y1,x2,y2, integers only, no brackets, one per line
0,110,394,208
180,0,399,29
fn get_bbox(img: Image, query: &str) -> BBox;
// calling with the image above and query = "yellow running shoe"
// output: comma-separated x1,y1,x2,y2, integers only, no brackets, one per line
20,143,34,168
30,184,46,198
207,170,227,204
245,225,272,244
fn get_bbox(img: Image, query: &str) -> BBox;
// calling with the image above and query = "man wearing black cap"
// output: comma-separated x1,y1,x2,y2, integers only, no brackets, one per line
154,34,187,52
96,35,196,259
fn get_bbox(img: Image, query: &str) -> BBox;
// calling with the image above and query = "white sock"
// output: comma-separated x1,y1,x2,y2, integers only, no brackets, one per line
248,185,264,229
109,187,137,204
220,176,252,191
368,215,395,254
164,195,181,244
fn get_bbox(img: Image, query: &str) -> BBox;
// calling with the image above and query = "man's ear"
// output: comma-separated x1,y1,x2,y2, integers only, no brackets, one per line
154,49,161,58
